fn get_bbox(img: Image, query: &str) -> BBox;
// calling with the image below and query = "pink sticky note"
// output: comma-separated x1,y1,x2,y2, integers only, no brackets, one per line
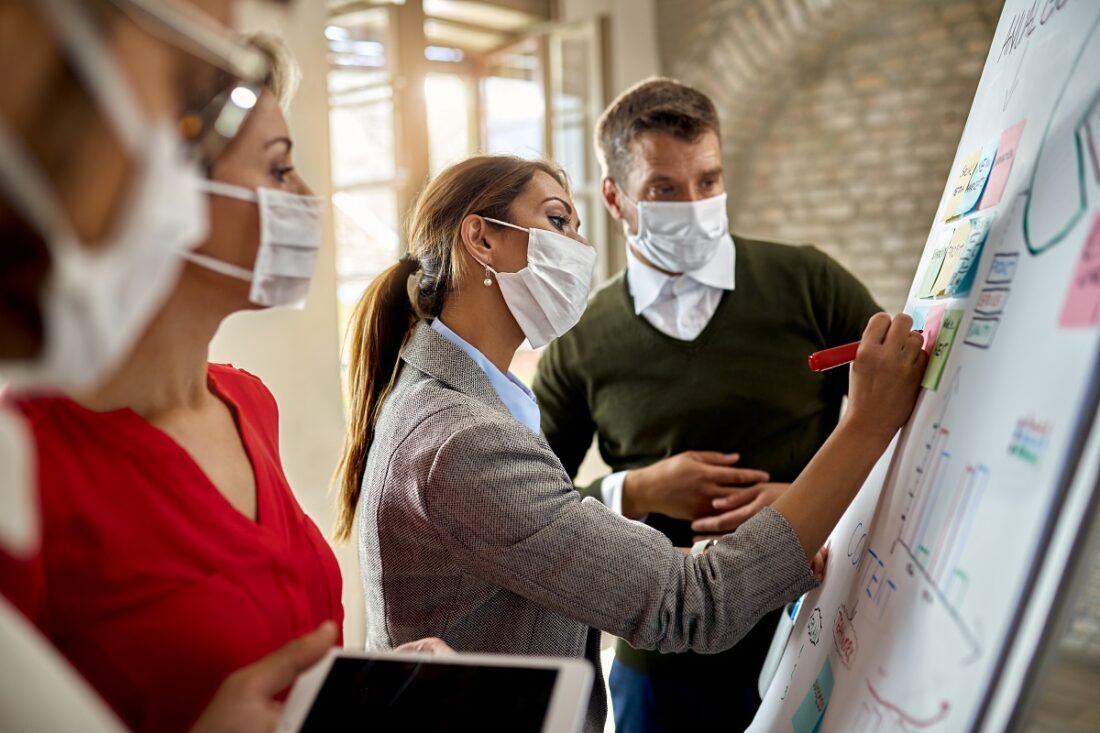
923,304,947,353
979,120,1026,210
1060,213,1100,328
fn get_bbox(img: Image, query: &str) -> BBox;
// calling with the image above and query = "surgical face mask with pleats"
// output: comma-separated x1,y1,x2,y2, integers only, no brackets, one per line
475,217,597,349
182,179,324,309
622,190,730,273
0,0,210,392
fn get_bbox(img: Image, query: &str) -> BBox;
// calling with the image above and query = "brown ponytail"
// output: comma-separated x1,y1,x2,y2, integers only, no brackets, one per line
332,258,418,541
333,154,569,541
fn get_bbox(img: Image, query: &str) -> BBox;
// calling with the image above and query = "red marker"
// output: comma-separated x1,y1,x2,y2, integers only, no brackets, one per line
808,331,924,372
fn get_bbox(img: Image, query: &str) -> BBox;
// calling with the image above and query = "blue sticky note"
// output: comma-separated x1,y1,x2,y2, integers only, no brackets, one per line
954,138,999,218
909,306,931,331
791,659,835,733
945,215,993,297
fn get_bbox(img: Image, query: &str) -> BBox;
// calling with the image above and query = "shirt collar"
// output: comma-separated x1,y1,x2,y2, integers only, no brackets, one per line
625,235,737,314
429,318,541,434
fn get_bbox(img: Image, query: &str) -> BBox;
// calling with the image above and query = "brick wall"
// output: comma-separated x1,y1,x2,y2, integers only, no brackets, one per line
655,0,1003,313
653,0,1100,664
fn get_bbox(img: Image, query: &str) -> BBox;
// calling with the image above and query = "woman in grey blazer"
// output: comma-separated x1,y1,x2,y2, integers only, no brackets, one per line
334,155,926,732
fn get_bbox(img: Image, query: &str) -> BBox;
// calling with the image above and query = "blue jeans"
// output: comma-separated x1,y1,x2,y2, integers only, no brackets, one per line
608,658,761,733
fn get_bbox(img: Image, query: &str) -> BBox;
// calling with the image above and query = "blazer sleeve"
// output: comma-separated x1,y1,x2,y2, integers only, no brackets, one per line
422,416,816,655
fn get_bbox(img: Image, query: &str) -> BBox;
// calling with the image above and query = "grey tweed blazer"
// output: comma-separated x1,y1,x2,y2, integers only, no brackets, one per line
357,322,816,732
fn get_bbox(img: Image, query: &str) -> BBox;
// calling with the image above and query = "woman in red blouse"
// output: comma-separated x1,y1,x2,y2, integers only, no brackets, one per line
2,37,446,733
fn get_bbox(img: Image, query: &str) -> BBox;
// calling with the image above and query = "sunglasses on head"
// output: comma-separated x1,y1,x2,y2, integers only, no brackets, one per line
106,0,271,165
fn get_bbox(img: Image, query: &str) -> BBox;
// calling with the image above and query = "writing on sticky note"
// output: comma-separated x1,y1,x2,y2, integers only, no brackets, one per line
923,304,947,352
791,659,834,733
923,309,964,390
944,147,983,222
1059,213,1100,328
945,215,993,297
979,121,1026,210
918,230,952,298
931,221,972,297
954,137,999,218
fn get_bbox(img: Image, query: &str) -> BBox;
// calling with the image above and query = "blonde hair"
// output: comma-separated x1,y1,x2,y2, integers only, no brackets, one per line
245,33,300,111
333,155,569,541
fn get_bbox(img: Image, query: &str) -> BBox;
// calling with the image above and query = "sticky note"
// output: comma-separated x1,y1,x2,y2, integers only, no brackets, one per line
945,215,993,297
944,147,983,222
909,306,930,331
931,221,973,296
1059,213,1100,328
792,659,834,733
923,309,963,390
979,121,1026,210
918,230,952,298
954,137,999,218
923,304,947,352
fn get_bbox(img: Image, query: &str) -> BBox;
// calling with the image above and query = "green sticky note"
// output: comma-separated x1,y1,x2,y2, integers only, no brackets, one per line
923,309,964,390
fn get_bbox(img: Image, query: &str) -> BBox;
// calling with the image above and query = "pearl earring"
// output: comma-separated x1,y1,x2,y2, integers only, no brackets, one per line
483,267,493,287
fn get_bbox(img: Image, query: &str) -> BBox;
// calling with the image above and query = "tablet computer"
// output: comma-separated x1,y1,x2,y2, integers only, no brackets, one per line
278,649,594,733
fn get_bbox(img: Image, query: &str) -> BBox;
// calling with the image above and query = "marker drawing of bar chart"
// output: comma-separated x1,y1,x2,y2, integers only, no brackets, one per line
898,425,990,609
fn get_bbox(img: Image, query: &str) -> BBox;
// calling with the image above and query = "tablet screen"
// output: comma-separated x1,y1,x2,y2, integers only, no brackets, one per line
299,657,562,732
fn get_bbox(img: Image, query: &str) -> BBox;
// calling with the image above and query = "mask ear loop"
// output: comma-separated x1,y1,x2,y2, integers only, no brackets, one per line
475,216,529,287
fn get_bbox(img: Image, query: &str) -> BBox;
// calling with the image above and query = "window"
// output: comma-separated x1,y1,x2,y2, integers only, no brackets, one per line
326,7,401,364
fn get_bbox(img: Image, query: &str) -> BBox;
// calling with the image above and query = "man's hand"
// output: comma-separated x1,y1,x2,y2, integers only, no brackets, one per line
189,621,338,733
621,451,770,520
689,482,789,540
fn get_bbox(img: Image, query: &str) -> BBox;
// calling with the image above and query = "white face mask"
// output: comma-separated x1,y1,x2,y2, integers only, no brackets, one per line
0,0,210,392
624,190,730,274
182,179,324,309
477,217,597,349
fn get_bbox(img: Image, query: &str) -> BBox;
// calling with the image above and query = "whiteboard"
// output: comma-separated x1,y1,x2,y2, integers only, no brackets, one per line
750,1,1100,731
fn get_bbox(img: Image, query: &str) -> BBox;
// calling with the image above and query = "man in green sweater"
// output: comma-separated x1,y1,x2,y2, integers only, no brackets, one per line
532,78,882,732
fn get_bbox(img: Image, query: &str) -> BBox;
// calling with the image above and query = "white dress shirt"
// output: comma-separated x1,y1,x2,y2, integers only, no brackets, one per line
600,236,737,517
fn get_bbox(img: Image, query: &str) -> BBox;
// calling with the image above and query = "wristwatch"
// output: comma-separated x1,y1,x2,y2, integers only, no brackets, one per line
690,538,718,556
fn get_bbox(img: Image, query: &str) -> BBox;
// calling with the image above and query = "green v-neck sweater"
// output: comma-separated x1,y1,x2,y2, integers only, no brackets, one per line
533,236,880,682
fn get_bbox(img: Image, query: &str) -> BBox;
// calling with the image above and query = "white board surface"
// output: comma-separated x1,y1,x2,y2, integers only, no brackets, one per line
750,1,1100,731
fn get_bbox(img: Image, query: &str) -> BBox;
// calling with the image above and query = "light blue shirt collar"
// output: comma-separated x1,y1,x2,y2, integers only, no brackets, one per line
626,235,737,314
430,318,541,434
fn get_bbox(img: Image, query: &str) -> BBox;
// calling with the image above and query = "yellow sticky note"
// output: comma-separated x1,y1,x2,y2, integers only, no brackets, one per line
917,228,953,298
944,147,982,222
931,221,972,296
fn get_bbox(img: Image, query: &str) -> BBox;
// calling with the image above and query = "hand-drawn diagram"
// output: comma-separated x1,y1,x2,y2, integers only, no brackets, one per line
750,4,1100,730
1023,11,1100,254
